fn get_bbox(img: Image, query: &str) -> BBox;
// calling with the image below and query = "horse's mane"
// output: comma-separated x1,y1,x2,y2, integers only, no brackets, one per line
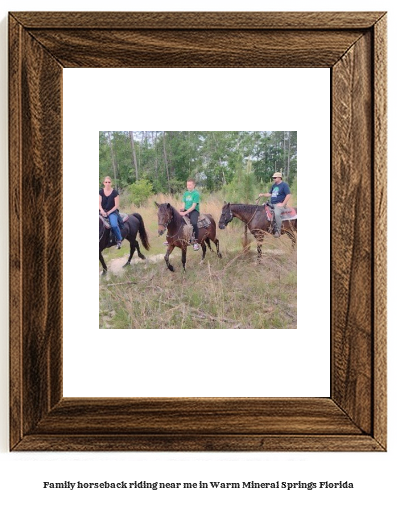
161,203,183,223
230,203,264,213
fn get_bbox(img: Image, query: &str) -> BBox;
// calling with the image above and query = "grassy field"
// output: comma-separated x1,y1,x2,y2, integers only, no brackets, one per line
99,195,297,329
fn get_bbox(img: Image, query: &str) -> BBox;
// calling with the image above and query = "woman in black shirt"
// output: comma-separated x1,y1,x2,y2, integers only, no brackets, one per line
99,176,123,248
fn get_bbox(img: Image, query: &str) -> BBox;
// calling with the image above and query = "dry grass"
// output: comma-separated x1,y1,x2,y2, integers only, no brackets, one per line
99,195,297,329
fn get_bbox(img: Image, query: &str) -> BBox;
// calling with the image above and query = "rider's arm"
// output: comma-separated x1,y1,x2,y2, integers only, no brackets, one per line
99,195,107,215
180,202,197,216
282,194,291,207
184,202,197,213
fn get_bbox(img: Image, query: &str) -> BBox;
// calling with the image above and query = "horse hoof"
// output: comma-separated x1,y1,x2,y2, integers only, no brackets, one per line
139,254,146,260
217,253,223,259
101,270,107,276
168,265,174,272
122,262,130,268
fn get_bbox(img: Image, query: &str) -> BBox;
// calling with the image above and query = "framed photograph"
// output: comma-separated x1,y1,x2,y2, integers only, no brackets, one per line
9,11,387,451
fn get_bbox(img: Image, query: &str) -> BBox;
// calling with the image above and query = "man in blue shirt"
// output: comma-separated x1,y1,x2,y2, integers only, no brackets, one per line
258,172,291,237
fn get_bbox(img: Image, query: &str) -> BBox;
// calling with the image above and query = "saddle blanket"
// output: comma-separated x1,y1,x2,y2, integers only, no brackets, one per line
183,213,212,229
99,213,129,229
265,206,297,222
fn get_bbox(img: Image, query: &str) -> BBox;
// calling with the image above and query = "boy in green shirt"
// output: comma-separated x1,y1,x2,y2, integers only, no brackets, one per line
180,179,200,251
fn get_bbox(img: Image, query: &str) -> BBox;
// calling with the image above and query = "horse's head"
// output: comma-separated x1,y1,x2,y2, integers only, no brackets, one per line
219,202,233,229
155,202,173,236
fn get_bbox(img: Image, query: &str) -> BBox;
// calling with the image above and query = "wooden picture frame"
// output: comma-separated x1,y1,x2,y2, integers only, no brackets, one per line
9,11,387,451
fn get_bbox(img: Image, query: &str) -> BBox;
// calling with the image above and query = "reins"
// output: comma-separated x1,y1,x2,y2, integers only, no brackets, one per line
99,220,106,243
233,200,262,228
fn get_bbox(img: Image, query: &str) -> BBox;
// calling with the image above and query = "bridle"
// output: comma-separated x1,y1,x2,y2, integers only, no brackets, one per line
158,207,184,239
158,206,173,230
221,206,234,226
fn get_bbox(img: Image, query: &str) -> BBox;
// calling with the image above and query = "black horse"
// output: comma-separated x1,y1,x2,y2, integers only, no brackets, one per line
99,213,150,275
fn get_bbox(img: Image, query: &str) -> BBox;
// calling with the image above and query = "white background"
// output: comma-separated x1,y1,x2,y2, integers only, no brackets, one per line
0,1,395,507
63,68,330,397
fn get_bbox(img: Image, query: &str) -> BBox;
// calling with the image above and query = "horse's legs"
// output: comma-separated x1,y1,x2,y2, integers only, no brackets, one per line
205,238,212,251
99,251,107,275
256,234,264,263
214,238,222,258
182,247,187,271
135,240,146,260
257,242,262,261
123,239,136,267
201,241,207,262
164,245,175,272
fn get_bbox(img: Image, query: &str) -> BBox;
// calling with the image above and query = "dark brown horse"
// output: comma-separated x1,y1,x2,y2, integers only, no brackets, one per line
219,202,297,259
155,203,222,272
99,213,150,275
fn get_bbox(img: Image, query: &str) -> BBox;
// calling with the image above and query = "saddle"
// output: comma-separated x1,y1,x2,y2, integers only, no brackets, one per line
183,214,212,229
99,212,129,229
182,214,212,243
264,204,297,222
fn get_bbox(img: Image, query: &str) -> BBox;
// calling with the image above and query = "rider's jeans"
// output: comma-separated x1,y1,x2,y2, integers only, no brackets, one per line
108,211,122,241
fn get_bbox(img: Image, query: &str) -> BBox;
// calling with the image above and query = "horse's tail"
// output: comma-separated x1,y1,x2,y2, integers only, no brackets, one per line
132,213,150,250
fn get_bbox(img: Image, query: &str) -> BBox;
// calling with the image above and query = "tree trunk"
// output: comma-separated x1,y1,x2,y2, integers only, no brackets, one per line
153,131,158,180
287,131,291,182
107,131,118,184
129,131,139,181
162,132,171,193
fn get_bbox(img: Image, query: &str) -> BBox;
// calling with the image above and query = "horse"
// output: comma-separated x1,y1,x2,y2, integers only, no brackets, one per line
99,213,150,275
218,202,297,259
155,202,222,272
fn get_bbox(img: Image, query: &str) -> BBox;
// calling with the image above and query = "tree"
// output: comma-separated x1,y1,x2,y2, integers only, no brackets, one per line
129,131,139,181
98,131,297,194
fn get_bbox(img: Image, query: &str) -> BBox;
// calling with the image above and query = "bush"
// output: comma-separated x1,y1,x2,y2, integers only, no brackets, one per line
129,179,154,207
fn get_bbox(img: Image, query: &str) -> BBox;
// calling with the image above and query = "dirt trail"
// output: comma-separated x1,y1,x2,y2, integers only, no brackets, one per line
106,253,164,274
104,247,286,275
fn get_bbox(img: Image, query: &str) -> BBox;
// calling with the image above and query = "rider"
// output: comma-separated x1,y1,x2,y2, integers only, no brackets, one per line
180,178,200,251
258,171,291,237
99,176,123,249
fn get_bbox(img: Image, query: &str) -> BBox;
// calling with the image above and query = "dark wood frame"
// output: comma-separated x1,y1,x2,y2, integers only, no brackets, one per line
9,12,387,451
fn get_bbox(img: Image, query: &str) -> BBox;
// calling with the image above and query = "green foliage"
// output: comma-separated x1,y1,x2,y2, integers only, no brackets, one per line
129,179,154,207
224,158,259,203
99,131,297,198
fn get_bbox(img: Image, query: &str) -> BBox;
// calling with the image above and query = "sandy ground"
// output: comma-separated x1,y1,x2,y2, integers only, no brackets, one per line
101,247,287,275
106,253,164,274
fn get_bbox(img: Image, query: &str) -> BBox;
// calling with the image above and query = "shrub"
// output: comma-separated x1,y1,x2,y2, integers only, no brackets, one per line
129,179,154,207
